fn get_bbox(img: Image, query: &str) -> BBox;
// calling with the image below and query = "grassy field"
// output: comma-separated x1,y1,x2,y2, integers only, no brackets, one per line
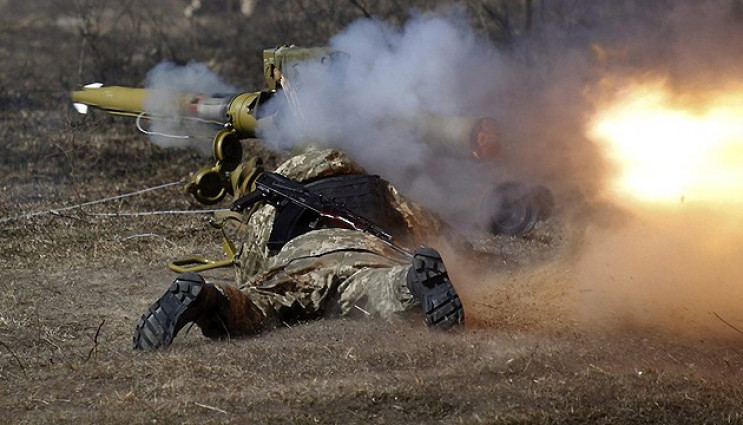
1,1,742,424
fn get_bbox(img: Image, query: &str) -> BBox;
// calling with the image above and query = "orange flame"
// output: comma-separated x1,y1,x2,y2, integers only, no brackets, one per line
588,81,743,206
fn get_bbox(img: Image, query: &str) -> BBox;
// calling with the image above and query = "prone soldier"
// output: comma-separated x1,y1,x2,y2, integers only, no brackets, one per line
132,148,465,350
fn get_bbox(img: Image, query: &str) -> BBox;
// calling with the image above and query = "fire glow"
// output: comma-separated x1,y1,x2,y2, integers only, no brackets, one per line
588,82,743,205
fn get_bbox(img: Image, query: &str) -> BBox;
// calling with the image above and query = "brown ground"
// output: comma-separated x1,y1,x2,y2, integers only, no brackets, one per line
1,2,742,424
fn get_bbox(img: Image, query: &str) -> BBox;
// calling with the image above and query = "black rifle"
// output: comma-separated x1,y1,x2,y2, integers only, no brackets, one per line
231,171,413,258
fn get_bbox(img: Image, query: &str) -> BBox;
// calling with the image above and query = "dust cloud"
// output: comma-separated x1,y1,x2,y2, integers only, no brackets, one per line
138,1,743,339
570,1,743,339
259,5,606,227
574,205,743,340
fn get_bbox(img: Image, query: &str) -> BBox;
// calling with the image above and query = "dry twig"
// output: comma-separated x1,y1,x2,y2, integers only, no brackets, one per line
194,402,229,414
712,312,743,337
0,338,28,379
86,319,106,361
349,0,372,19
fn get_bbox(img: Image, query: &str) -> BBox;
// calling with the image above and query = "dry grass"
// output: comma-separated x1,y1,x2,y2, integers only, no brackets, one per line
2,270,742,424
1,1,742,424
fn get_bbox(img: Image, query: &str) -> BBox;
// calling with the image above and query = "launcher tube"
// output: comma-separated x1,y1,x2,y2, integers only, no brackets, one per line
70,85,262,137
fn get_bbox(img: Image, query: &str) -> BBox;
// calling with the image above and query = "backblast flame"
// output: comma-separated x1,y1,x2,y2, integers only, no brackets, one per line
588,81,743,205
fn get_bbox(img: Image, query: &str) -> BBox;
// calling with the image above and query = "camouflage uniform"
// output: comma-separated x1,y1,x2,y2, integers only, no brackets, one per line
230,148,443,327
133,148,462,350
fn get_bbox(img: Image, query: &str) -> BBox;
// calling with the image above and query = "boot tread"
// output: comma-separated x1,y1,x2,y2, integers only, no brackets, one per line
407,248,464,329
133,276,204,351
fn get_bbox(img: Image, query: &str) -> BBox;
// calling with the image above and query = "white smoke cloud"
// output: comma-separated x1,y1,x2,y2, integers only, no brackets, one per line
259,7,555,228
143,61,238,153
255,1,743,339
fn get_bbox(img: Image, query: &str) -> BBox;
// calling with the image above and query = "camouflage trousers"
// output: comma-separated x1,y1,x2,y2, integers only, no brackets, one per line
237,228,415,325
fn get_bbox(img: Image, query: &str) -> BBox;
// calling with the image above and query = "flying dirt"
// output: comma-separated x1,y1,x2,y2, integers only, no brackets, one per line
67,5,743,342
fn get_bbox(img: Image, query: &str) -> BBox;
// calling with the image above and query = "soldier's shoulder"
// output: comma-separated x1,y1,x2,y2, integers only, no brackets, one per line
276,149,366,181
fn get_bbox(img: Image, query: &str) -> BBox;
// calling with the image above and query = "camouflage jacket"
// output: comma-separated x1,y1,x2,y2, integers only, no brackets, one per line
233,148,443,286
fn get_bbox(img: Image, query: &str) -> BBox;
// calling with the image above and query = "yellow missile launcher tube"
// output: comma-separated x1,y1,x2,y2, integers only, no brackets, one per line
71,85,150,117
71,84,270,204
70,84,262,138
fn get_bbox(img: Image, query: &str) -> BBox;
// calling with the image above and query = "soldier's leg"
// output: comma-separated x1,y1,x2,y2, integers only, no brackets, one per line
133,236,464,350
247,242,464,329
133,273,277,351
239,248,408,324
338,247,464,328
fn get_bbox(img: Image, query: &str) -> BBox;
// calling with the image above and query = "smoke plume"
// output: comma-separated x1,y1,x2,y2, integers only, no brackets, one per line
257,1,743,339
144,61,238,154
259,5,614,229
137,1,743,339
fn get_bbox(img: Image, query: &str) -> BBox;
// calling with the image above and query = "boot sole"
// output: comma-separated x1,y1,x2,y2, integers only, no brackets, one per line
410,250,465,329
133,277,204,351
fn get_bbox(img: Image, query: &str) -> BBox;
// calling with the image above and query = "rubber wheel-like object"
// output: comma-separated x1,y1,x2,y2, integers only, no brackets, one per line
480,181,540,236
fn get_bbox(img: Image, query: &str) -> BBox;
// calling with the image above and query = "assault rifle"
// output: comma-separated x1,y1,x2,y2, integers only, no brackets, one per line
231,171,413,259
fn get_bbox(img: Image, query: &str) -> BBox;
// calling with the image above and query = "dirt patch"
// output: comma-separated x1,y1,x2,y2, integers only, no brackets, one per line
3,203,741,423
3,263,743,424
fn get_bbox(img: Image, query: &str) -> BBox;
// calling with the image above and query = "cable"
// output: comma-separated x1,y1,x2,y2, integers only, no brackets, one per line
136,113,191,139
0,181,184,224
87,209,228,217
135,112,225,139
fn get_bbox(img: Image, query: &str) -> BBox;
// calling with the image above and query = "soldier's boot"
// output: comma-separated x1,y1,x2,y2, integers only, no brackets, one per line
133,273,220,351
407,247,465,329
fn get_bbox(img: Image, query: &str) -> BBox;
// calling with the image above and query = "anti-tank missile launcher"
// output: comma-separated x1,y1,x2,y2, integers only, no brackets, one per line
71,81,502,204
70,46,501,205
70,46,550,236
71,83,276,204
